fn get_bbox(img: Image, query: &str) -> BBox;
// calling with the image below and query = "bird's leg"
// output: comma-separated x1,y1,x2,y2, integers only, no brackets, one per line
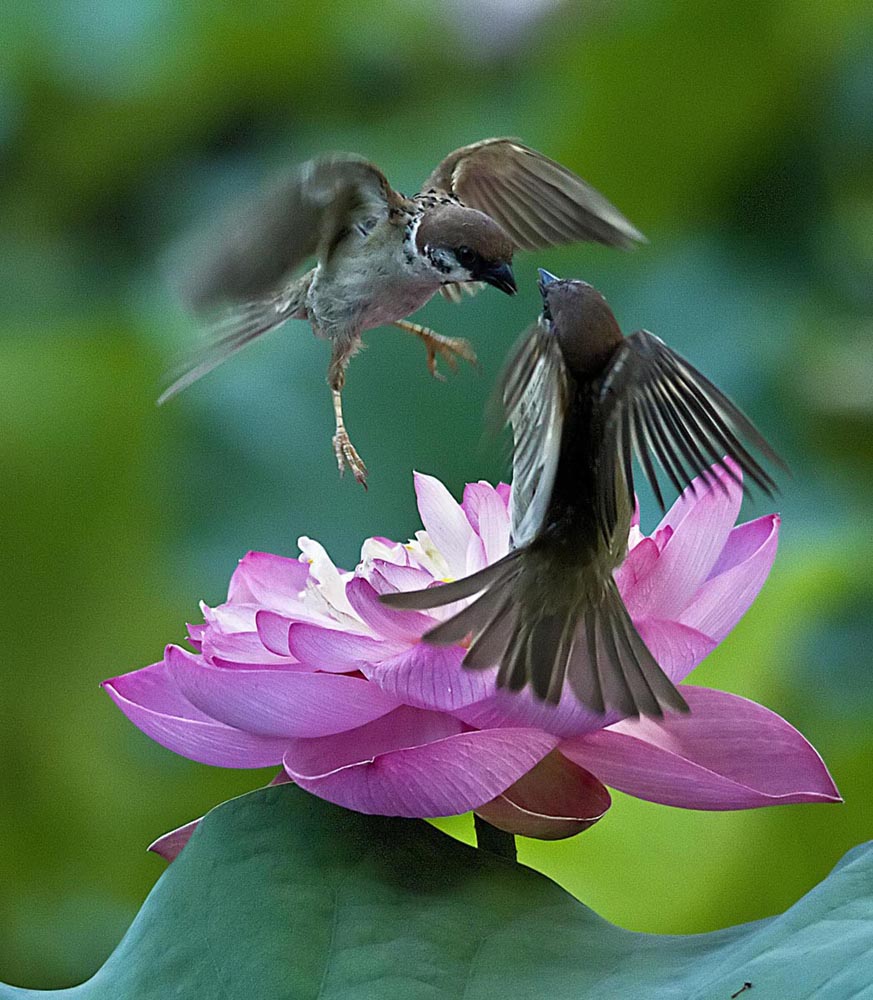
392,320,477,381
328,344,368,488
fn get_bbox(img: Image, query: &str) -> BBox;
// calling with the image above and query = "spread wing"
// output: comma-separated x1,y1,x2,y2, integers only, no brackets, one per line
422,138,644,251
597,330,784,532
499,322,570,547
176,154,397,312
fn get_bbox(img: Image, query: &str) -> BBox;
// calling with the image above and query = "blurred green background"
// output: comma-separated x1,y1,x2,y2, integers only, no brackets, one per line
2,0,872,988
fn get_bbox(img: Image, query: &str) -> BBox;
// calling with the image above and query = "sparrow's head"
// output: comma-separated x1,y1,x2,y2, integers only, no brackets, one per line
416,205,516,294
538,269,623,375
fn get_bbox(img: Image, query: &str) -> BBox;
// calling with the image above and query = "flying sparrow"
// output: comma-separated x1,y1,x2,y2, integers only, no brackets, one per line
381,271,782,718
160,139,644,486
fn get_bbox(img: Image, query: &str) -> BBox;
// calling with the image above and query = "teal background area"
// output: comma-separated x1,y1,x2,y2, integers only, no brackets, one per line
1,0,871,988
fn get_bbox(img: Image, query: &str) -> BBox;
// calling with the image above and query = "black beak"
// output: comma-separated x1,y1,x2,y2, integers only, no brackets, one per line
480,261,517,296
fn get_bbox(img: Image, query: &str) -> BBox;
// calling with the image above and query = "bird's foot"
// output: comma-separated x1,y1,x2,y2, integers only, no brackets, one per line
393,321,478,380
332,429,368,488
421,330,478,381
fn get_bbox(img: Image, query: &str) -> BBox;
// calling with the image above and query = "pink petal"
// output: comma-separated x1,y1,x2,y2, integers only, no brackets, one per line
462,482,511,565
286,621,402,669
148,817,201,862
414,472,477,578
147,771,292,863
636,619,717,684
201,627,297,669
283,705,559,816
624,464,743,619
614,537,659,596
167,644,399,737
660,458,742,534
227,551,310,612
562,686,842,810
475,750,611,840
186,623,205,649
680,515,779,642
256,610,295,656
454,685,621,739
255,611,374,673
368,644,491,710
102,661,287,768
345,577,435,643
495,483,511,506
202,601,258,634
363,561,434,594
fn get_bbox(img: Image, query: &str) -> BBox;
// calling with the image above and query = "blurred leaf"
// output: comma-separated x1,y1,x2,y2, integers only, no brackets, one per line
2,785,871,998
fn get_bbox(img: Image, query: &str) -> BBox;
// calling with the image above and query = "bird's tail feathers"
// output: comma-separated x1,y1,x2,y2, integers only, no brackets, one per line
388,551,686,718
561,580,687,717
157,286,308,405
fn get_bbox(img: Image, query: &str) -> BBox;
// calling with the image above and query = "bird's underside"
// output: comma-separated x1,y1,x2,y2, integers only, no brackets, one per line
381,274,784,718
163,138,645,486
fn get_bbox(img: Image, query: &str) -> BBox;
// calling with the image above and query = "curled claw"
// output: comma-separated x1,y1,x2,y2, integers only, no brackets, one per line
393,320,478,380
332,430,368,489
422,333,478,380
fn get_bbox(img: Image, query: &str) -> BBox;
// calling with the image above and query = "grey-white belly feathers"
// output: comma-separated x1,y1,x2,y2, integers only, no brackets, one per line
304,223,439,339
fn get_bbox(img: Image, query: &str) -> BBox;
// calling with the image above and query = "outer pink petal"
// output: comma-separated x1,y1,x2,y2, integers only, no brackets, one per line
202,601,258,634
561,686,842,810
475,751,611,840
255,611,388,673
148,772,292,862
462,482,510,565
613,537,659,596
680,515,779,642
368,644,491,710
624,464,743,619
227,551,310,611
201,627,298,669
166,644,399,737
414,472,477,578
283,705,559,817
286,621,403,669
256,610,295,656
363,561,435,594
636,619,717,685
345,577,435,643
102,661,287,768
186,623,205,649
148,817,201,862
454,686,621,739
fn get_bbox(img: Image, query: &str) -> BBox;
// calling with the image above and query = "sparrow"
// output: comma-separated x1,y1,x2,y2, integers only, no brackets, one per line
159,139,644,486
381,271,783,718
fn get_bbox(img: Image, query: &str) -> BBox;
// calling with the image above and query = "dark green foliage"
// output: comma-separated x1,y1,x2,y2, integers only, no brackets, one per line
3,786,871,999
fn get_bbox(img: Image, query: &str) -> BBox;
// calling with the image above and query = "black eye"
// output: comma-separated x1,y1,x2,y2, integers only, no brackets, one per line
455,246,476,268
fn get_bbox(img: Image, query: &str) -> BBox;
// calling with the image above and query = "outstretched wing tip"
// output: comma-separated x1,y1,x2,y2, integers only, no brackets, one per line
599,330,781,527
424,139,644,253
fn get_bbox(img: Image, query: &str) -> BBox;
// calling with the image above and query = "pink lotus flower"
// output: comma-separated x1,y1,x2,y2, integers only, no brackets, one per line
104,468,840,846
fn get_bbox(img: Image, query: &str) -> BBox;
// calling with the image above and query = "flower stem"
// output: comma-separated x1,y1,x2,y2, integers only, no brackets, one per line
474,814,517,862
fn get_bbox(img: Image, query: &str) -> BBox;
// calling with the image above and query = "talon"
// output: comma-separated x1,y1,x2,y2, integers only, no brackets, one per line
421,332,477,378
332,430,368,488
393,321,477,378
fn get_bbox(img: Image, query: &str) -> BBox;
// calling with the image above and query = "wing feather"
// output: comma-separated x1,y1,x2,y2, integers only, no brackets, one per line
423,138,644,251
496,323,570,547
598,330,783,533
177,155,396,312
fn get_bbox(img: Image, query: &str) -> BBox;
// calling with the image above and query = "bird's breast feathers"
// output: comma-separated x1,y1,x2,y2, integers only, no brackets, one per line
306,220,441,334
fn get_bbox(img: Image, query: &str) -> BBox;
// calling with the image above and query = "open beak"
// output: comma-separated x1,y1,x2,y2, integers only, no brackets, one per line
480,261,517,296
537,268,561,298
